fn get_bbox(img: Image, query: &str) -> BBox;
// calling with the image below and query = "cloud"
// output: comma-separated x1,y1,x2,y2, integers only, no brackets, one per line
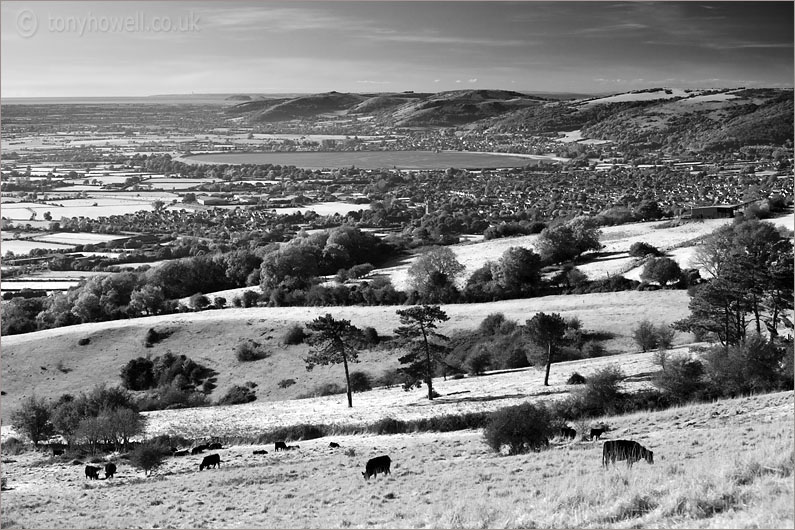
468,78,478,83
356,80,391,85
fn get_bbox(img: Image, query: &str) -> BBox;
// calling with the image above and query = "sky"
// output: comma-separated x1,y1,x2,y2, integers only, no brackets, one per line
1,1,793,98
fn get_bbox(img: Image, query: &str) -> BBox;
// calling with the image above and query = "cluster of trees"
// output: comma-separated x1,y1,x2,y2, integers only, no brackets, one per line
11,385,144,452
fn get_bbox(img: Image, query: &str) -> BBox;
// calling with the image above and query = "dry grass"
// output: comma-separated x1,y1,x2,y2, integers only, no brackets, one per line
1,392,791,528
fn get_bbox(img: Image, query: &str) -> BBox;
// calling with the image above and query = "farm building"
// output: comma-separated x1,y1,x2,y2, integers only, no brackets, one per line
686,204,741,219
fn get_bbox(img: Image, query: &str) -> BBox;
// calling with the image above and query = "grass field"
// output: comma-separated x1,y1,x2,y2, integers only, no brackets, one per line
0,289,694,424
1,391,791,529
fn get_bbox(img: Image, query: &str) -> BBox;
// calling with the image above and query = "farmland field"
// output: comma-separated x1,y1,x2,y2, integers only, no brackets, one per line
183,150,565,169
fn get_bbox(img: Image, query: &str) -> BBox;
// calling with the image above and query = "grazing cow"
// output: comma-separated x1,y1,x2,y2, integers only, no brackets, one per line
590,427,608,441
199,454,221,471
274,441,288,452
560,427,576,440
85,465,101,480
104,462,117,479
329,442,340,448
173,450,189,457
191,445,209,455
253,450,268,455
362,455,392,480
207,442,222,450
602,440,654,468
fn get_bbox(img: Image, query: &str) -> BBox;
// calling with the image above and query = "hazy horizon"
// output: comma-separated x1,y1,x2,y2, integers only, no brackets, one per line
2,1,793,98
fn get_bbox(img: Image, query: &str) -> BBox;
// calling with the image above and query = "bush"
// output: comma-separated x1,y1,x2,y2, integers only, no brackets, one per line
278,379,296,389
260,423,326,443
466,350,491,376
375,368,403,389
120,358,156,391
628,242,661,257
10,396,54,446
583,341,607,357
372,417,408,435
479,313,507,335
129,443,168,476
189,293,211,310
78,338,90,346
1,437,27,455
576,365,625,416
641,257,682,286
653,355,706,403
144,328,166,346
236,340,267,362
283,325,307,345
217,385,256,405
348,371,373,393
567,372,587,385
362,327,380,346
633,320,658,352
483,402,556,455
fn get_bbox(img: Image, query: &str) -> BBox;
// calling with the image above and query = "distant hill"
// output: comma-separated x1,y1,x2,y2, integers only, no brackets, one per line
225,87,793,152
225,94,253,101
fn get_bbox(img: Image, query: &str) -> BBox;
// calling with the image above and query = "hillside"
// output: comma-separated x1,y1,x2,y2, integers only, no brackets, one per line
2,390,791,528
0,290,693,423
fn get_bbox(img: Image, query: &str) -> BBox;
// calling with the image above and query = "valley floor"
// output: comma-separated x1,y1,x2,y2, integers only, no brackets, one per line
1,391,792,529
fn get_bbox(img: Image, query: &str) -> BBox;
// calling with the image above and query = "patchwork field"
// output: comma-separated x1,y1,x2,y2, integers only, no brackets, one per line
1,391,791,529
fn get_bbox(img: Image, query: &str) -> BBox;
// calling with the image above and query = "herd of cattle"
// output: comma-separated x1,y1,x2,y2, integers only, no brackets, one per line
81,426,653,481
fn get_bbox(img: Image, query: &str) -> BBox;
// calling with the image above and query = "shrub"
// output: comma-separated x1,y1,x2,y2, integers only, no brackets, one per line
262,423,325,443
372,417,408,435
348,371,373,393
278,379,296,389
653,355,706,403
129,443,168,476
466,350,491,376
236,340,267,362
144,328,166,346
78,338,90,346
583,341,607,357
120,357,156,391
656,325,676,350
567,372,587,385
578,365,625,415
213,296,226,309
283,325,307,345
241,290,260,308
479,313,507,335
189,293,211,310
296,383,346,399
376,368,403,388
641,257,682,286
628,242,661,257
217,385,256,406
10,396,54,446
633,320,658,352
362,327,380,346
483,402,556,455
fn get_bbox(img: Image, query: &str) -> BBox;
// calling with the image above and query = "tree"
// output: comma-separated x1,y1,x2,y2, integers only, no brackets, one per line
129,443,168,476
490,247,542,293
525,312,566,386
483,402,555,455
641,257,682,286
633,320,658,352
535,217,601,264
11,396,54,446
394,305,450,400
304,314,364,408
129,284,165,316
407,247,465,297
120,357,156,391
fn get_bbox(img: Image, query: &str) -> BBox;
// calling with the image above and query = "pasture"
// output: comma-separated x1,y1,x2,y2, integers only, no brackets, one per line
1,392,791,529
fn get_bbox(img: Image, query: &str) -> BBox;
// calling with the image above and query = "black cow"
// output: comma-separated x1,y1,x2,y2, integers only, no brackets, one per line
602,440,654,468
560,427,576,440
199,454,221,471
85,465,101,480
274,441,288,452
362,455,391,480
329,442,340,448
173,449,189,457
104,462,117,479
590,427,608,441
191,445,209,455
253,450,268,455
208,442,223,450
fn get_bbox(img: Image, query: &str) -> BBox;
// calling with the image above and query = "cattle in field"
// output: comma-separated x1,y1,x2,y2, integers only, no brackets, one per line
199,454,221,471
275,441,288,451
191,445,209,455
286,445,300,451
85,465,101,480
253,450,268,455
329,442,340,448
590,427,608,441
104,462,117,479
362,455,391,480
208,442,222,450
173,450,189,457
602,440,654,468
560,427,576,440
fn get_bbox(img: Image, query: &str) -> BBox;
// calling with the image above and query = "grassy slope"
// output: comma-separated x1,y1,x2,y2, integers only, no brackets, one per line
1,391,791,528
0,290,692,424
